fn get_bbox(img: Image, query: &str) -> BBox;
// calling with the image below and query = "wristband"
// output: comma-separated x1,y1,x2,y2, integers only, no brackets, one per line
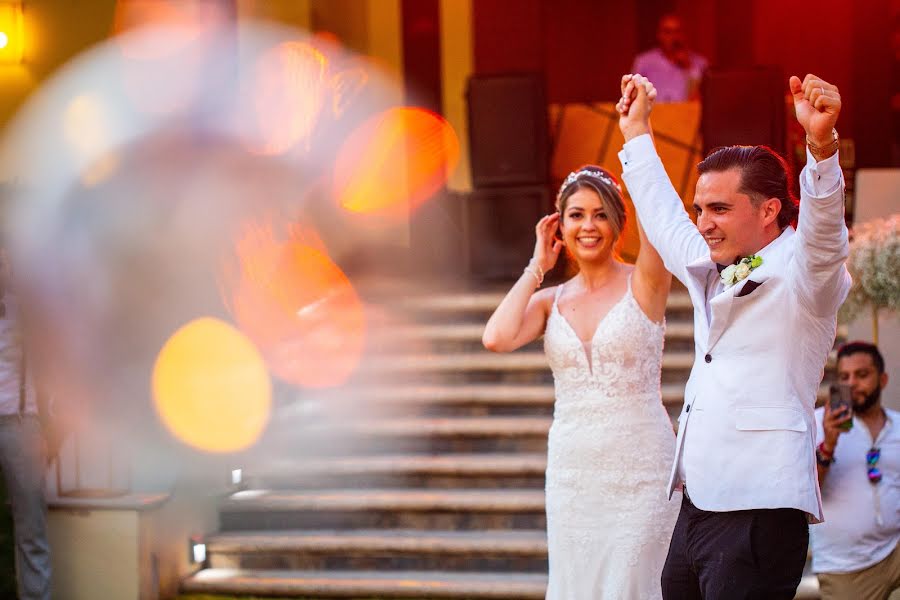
807,128,839,162
816,441,835,467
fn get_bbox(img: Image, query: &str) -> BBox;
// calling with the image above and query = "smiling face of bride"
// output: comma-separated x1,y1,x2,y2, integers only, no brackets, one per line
559,186,622,266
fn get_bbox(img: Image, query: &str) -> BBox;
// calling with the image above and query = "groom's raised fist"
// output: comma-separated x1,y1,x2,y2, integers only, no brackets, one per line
790,73,841,150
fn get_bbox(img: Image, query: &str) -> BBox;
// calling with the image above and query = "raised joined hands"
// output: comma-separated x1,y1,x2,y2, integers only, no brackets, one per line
617,74,657,142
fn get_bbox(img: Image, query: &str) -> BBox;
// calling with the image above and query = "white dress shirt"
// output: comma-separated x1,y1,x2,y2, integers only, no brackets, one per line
0,292,37,416
811,408,900,574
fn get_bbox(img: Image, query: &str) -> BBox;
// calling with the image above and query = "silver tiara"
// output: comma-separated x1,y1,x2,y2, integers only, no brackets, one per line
558,169,622,198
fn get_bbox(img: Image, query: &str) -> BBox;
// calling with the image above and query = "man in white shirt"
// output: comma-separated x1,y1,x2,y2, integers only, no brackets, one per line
617,71,850,599
0,247,51,600
631,14,708,103
813,341,899,599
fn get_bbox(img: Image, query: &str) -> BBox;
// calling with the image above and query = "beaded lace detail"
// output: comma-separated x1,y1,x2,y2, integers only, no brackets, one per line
543,278,679,600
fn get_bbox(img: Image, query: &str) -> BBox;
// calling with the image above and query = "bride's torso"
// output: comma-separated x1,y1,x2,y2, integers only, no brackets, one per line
543,276,673,470
544,276,666,405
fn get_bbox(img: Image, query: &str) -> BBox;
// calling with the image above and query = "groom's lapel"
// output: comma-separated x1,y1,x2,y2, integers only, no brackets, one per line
707,285,734,351
704,227,795,351
685,257,717,338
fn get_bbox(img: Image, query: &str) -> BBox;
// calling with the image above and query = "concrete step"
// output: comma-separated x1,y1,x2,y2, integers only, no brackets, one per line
322,382,686,417
244,453,548,489
384,320,694,343
354,381,829,410
219,489,546,532
182,568,548,598
287,379,832,424
363,350,695,372
396,289,693,316
291,416,552,454
368,320,696,354
354,350,695,386
206,528,548,571
181,568,819,599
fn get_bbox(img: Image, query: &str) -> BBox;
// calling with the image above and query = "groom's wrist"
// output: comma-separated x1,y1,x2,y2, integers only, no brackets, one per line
621,123,651,142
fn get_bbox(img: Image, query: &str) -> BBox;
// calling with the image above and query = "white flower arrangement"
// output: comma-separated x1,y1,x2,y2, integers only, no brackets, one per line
720,255,763,288
839,215,900,343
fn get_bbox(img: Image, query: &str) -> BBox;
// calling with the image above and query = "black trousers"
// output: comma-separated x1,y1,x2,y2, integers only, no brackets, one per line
661,492,809,600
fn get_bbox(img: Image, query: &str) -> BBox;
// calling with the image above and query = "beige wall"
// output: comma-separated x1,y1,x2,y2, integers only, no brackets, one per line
48,488,220,600
49,509,140,600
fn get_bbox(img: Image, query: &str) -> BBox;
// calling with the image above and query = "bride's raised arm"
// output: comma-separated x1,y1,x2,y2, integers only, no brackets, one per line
631,219,672,324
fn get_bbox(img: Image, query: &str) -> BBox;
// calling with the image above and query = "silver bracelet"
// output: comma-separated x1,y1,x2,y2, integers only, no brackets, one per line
524,264,544,286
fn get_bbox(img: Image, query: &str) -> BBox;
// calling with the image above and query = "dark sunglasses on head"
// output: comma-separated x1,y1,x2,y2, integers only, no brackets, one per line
866,447,882,484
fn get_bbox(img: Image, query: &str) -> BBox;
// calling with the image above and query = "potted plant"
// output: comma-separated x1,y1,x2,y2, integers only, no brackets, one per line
839,215,900,344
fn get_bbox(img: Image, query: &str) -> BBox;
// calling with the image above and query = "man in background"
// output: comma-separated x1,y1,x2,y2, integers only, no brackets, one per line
0,246,51,600
813,341,899,599
631,14,708,102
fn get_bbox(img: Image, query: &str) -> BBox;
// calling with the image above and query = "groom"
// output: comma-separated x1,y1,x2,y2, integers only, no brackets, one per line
617,73,850,598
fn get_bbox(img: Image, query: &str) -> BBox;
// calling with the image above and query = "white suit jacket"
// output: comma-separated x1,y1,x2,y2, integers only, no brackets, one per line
619,134,851,522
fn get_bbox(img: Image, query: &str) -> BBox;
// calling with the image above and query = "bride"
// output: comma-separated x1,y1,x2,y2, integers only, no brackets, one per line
482,101,679,598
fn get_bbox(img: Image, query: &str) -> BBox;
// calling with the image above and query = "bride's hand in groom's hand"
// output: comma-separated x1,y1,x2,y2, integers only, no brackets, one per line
617,73,657,142
532,213,564,275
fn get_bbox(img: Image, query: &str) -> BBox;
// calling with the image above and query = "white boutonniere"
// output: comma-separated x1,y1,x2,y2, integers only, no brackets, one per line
721,255,763,288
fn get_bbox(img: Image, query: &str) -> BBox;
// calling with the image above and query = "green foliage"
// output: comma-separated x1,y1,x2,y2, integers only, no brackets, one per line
840,215,900,323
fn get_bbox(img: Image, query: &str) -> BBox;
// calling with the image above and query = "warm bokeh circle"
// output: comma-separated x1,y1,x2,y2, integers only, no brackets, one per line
152,317,272,453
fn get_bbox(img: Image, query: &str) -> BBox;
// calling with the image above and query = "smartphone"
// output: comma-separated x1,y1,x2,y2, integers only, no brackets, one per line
829,383,853,431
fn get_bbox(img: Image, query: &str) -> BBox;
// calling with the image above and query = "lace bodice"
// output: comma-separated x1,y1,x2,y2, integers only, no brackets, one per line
544,279,665,407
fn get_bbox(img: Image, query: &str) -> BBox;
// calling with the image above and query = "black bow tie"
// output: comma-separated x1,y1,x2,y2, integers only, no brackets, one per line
716,263,728,273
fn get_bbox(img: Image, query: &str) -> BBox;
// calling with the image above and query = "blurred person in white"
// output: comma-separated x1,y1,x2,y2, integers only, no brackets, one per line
631,14,708,103
813,341,900,600
0,242,51,600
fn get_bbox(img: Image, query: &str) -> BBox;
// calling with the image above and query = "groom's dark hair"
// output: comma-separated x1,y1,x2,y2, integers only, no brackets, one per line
697,145,799,230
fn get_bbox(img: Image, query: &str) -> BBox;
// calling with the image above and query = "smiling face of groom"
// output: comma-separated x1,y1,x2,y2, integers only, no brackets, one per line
694,145,800,265
693,170,777,264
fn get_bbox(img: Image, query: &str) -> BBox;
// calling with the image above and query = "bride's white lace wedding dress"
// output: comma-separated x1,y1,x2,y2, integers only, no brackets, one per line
543,278,680,599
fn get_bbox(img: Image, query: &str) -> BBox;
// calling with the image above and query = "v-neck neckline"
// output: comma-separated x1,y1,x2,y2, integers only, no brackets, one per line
553,282,632,374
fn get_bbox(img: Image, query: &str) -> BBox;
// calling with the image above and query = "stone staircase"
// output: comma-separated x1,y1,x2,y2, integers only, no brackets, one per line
181,284,825,598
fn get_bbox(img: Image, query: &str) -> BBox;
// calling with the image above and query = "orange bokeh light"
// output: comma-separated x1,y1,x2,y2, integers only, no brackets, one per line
249,41,328,156
334,107,460,217
226,223,366,388
152,317,271,453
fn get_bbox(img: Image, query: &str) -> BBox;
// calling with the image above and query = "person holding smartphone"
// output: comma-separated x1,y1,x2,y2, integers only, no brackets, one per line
812,341,899,599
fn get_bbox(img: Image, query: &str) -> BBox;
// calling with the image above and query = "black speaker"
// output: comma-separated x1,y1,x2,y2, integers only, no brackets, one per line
700,66,786,156
466,74,550,187
466,185,550,280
